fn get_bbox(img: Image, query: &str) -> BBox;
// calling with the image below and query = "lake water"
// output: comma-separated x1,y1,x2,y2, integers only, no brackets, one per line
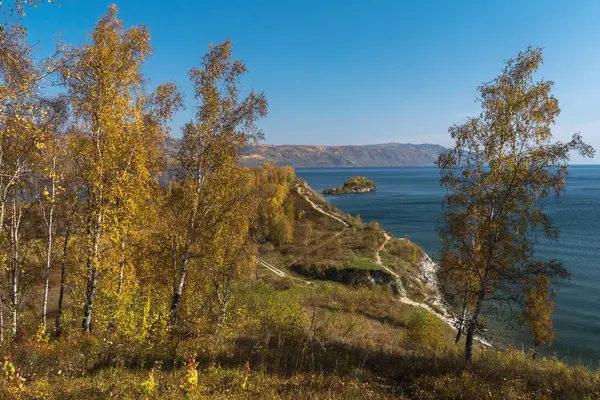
296,166,600,366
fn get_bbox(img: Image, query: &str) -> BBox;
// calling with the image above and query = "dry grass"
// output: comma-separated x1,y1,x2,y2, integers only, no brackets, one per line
3,182,597,399
2,277,599,399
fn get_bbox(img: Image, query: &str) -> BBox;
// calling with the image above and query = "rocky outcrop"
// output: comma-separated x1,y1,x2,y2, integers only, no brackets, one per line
290,263,403,293
322,177,376,195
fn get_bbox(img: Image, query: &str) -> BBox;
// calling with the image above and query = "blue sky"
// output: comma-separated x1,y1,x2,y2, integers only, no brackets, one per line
23,0,600,162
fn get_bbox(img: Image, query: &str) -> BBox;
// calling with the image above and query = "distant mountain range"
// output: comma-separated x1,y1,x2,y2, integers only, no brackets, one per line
165,138,446,168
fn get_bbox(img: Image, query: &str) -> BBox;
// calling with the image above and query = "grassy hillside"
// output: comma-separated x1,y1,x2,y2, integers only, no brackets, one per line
258,179,435,303
4,277,597,399
1,178,598,399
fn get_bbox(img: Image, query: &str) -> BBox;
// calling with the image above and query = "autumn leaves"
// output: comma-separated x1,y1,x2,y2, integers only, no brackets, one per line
437,47,594,361
0,4,267,341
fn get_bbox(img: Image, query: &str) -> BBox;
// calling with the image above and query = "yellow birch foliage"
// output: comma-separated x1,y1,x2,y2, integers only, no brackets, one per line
253,164,296,246
61,4,181,333
522,275,555,350
437,47,594,361
168,39,267,325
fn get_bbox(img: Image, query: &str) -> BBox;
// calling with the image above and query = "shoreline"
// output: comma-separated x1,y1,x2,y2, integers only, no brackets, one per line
298,177,494,349
415,249,494,348
372,229,493,349
295,166,600,363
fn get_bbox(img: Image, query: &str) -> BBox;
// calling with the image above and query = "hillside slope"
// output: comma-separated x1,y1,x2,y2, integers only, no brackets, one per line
260,178,443,308
5,175,599,399
165,138,445,167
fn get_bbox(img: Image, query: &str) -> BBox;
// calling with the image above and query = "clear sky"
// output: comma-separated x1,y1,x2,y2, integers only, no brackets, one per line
23,0,600,162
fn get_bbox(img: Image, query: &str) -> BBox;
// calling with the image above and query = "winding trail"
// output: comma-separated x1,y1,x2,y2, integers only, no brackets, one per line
258,183,350,283
258,258,286,277
374,232,401,279
258,257,312,284
258,183,493,347
373,232,459,332
297,185,349,228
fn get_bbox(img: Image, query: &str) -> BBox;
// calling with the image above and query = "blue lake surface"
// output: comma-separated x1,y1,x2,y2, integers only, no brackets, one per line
296,166,600,366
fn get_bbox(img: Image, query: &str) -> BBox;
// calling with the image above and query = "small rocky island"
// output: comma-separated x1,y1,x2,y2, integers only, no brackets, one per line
322,176,376,195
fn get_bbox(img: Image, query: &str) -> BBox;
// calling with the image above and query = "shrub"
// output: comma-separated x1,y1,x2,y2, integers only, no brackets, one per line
242,282,308,335
386,239,423,267
405,309,446,354
347,214,364,228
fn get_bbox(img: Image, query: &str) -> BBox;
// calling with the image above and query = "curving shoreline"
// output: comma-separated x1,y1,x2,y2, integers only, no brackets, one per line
391,239,494,348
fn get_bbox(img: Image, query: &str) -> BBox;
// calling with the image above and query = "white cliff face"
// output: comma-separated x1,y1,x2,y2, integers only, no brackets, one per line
418,253,439,291
417,253,449,315
416,253,493,347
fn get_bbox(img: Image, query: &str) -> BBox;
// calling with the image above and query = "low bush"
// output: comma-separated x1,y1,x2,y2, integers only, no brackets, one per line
405,309,447,354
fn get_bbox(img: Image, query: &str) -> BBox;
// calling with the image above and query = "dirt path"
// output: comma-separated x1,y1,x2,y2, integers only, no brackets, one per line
258,258,312,284
373,232,402,279
396,297,456,330
297,185,349,227
258,183,349,282
398,293,492,346
374,232,461,335
258,258,286,277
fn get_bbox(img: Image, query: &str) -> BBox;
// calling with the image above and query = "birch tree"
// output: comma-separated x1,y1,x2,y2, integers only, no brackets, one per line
0,106,45,337
201,164,258,320
53,131,81,338
113,83,182,299
61,5,154,332
36,97,69,331
521,273,555,360
0,0,61,339
169,40,267,325
253,164,296,247
0,54,48,337
437,47,594,361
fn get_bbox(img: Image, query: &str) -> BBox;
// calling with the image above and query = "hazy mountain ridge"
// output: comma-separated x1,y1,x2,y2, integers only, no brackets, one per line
165,138,446,167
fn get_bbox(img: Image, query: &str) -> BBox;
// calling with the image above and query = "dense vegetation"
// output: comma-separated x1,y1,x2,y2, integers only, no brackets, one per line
322,176,376,195
0,2,597,399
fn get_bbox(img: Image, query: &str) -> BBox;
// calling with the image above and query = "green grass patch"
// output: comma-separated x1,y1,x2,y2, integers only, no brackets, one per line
346,256,381,270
